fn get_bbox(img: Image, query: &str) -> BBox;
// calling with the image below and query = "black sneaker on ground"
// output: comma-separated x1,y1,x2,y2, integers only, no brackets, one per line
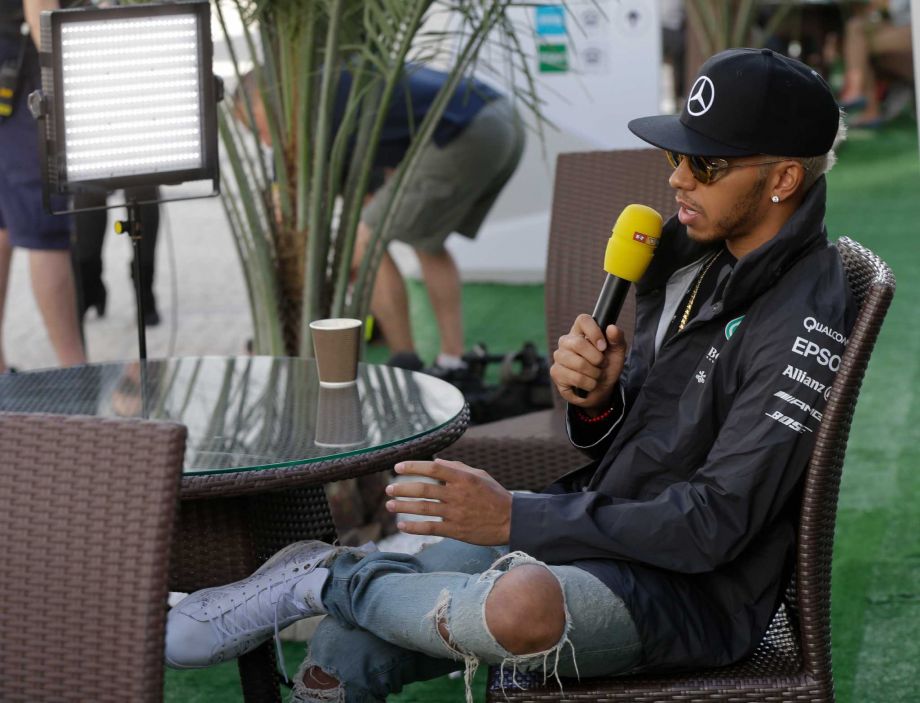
424,362,485,397
386,351,424,371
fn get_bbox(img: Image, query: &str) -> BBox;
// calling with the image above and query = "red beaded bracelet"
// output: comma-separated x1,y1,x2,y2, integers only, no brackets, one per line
576,405,616,423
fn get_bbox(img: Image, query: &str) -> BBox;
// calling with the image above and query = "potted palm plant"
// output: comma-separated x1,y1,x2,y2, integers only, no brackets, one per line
216,0,542,357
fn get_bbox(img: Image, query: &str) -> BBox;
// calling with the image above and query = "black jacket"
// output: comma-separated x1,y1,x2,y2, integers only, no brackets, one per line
509,178,856,670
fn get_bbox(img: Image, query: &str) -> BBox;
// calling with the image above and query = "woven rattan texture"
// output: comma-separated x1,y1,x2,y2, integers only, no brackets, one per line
485,237,894,702
440,150,674,489
0,413,186,703
251,486,338,561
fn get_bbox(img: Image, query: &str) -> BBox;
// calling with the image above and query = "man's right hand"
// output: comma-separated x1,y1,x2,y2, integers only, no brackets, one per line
550,314,627,411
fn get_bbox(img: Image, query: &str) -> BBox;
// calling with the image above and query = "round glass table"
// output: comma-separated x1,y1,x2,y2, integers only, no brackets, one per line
0,355,468,483
0,356,469,702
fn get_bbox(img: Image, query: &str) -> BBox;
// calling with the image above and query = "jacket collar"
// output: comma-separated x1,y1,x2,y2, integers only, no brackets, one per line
638,176,829,312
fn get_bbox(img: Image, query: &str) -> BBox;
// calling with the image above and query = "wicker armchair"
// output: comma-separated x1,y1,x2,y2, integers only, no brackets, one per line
0,413,186,703
484,236,895,702
437,149,675,489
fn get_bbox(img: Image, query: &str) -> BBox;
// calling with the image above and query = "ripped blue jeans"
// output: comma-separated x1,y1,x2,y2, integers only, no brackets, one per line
295,539,642,703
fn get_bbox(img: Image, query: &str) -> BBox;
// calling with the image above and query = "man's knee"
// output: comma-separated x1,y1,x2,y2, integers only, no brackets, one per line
483,564,565,655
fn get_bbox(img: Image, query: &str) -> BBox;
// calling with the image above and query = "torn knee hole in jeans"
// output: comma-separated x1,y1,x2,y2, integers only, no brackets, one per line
294,660,346,703
428,588,481,703
485,553,581,695
296,686,345,703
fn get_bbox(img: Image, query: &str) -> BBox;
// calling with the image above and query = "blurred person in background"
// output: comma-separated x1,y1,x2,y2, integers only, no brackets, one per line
0,0,85,373
72,187,162,327
839,0,913,127
233,66,525,379
660,0,686,105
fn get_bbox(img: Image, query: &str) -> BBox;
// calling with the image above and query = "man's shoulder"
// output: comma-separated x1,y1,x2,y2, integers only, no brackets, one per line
759,242,851,318
734,242,855,361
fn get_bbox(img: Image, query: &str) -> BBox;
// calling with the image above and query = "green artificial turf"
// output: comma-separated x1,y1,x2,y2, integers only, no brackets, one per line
164,642,487,702
365,281,547,377
165,118,920,701
821,116,920,703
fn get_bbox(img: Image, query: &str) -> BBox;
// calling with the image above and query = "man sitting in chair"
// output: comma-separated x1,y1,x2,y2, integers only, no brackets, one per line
165,49,856,702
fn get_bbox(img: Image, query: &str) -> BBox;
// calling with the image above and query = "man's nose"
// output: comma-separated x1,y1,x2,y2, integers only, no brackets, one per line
668,156,695,191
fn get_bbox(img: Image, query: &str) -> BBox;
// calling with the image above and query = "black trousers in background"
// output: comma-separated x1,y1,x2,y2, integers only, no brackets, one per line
71,186,160,323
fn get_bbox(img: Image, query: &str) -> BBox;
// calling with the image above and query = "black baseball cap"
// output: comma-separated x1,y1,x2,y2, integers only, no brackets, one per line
629,48,840,158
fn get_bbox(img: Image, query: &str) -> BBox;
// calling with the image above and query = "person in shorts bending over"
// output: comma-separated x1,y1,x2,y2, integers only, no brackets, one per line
233,66,526,376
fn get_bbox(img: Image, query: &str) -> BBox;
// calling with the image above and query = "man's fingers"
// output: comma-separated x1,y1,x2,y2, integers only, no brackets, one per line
556,334,605,368
433,457,476,473
571,313,607,352
394,460,451,481
605,324,626,349
386,480,448,502
550,363,599,396
394,458,475,482
386,498,445,518
553,347,604,380
396,519,445,537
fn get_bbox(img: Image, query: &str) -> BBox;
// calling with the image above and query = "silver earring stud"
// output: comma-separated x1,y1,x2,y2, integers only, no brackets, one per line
771,195,780,203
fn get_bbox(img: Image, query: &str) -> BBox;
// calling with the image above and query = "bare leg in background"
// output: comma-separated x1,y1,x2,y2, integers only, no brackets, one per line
29,249,86,367
0,228,11,373
841,14,912,122
417,247,465,359
355,221,415,355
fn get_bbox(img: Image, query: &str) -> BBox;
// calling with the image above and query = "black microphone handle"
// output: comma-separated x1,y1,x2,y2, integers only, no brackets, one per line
574,274,631,398
591,274,631,331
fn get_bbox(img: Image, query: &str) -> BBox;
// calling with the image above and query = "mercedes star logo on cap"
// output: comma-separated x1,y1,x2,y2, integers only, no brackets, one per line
627,48,840,158
687,76,715,116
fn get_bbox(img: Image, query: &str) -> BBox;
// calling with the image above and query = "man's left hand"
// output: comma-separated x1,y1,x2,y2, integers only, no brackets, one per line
385,458,512,545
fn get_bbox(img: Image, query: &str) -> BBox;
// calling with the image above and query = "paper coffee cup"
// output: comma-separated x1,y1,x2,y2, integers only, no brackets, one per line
310,318,362,388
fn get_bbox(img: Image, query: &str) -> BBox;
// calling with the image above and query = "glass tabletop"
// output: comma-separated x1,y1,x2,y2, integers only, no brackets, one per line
0,356,466,475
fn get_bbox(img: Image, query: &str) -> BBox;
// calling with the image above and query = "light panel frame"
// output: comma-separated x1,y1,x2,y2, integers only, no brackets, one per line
35,0,218,206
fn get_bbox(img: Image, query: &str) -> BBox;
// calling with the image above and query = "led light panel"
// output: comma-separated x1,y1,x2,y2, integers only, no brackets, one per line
59,15,203,181
35,0,218,198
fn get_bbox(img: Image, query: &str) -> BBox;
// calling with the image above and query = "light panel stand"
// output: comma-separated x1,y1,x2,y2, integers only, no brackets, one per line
28,1,221,373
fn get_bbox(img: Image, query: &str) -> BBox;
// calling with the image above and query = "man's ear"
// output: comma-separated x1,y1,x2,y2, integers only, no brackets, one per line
772,160,806,202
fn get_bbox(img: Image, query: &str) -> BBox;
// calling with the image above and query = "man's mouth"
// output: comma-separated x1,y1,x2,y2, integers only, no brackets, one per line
676,197,702,226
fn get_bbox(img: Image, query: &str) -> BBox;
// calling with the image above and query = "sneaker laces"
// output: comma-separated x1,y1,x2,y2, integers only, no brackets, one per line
272,589,307,681
205,542,375,679
207,572,313,680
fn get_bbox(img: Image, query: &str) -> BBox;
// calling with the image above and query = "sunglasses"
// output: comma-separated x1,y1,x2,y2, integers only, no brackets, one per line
665,151,790,184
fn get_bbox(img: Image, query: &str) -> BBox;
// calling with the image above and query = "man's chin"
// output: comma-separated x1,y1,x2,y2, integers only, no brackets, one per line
685,227,712,242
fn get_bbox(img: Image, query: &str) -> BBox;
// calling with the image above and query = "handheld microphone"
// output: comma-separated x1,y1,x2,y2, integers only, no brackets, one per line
574,203,663,398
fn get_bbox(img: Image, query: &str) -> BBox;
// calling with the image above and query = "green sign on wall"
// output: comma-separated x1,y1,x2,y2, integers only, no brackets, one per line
538,43,568,73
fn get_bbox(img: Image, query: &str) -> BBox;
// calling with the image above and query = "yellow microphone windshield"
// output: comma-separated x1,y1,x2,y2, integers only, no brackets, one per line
603,204,664,281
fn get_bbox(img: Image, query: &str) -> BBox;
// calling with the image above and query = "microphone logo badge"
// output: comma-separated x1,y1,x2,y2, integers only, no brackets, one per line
632,232,660,247
687,76,715,116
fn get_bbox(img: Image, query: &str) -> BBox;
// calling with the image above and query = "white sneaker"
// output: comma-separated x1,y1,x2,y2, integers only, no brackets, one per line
165,540,335,669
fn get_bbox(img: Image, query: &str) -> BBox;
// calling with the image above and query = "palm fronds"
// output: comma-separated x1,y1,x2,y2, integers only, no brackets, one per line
215,0,544,357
